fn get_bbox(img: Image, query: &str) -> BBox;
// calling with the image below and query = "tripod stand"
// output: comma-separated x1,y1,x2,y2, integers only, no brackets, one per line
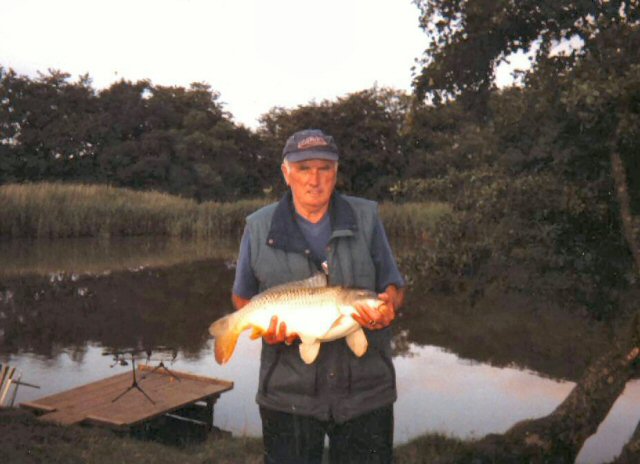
112,353,155,405
140,347,180,382
142,359,181,382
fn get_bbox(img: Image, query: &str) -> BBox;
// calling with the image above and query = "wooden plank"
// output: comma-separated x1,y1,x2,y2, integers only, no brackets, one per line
0,367,16,406
20,402,57,413
0,365,9,399
23,367,233,429
8,373,22,407
31,372,142,425
139,364,234,388
27,371,132,409
88,376,221,426
84,414,127,428
30,374,135,424
94,379,226,426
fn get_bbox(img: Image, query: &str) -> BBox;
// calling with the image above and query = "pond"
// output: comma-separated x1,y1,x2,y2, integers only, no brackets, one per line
1,237,638,463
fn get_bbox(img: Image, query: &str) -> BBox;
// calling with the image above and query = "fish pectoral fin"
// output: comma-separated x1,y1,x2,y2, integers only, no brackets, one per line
299,339,321,364
346,328,368,357
249,326,264,340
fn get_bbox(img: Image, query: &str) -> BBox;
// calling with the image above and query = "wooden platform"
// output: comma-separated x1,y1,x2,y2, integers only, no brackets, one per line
20,364,233,430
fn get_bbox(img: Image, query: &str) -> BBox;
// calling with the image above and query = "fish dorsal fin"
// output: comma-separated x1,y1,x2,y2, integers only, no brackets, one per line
295,273,327,288
260,273,327,296
299,337,321,364
346,328,368,357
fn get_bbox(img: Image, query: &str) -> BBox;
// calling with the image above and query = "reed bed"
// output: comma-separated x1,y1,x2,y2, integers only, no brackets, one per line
0,183,450,240
0,183,266,239
379,201,452,240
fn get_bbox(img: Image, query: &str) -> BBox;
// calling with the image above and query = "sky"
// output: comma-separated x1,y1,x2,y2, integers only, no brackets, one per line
1,0,427,128
1,0,525,128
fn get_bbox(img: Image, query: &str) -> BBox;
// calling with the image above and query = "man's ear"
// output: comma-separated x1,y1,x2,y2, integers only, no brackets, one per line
281,162,289,186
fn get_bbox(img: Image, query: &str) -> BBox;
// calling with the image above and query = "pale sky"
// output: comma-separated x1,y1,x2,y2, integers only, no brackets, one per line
0,0,428,127
1,0,526,128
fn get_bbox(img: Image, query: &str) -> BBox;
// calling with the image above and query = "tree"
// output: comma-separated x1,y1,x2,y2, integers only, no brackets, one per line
0,67,22,183
93,79,266,200
258,87,411,199
0,67,268,201
413,0,639,109
403,2,640,318
0,68,100,183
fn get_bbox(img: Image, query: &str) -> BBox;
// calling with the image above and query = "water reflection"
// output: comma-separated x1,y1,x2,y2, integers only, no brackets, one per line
0,257,234,357
8,339,637,464
395,290,615,381
0,236,239,276
0,237,637,464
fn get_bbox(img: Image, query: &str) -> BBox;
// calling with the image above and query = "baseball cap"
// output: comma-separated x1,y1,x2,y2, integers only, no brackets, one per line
282,129,339,162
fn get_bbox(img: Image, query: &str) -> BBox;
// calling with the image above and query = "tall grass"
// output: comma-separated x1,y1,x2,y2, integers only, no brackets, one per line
379,201,452,240
0,183,266,239
0,182,450,240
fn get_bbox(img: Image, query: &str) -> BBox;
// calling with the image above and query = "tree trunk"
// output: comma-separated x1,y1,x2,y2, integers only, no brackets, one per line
610,151,640,276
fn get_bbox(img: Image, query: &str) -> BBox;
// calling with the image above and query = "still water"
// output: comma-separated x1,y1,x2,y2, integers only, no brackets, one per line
1,237,638,463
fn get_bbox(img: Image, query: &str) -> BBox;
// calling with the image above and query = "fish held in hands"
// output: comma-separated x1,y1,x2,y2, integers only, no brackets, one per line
208,274,384,365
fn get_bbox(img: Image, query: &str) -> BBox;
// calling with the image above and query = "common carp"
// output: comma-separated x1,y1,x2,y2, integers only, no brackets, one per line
208,273,384,365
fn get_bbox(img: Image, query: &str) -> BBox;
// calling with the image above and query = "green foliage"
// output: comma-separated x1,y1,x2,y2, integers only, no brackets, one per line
412,0,639,108
405,7,640,317
0,68,99,182
0,69,412,202
94,80,266,201
0,70,267,201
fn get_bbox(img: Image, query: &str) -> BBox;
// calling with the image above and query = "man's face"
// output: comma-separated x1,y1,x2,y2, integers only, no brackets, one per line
282,159,337,213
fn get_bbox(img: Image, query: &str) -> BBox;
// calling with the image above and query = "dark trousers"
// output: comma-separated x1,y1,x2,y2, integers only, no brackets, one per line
260,405,394,464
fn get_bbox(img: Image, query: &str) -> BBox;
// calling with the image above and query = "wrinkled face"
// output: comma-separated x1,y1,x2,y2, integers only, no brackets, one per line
282,159,337,213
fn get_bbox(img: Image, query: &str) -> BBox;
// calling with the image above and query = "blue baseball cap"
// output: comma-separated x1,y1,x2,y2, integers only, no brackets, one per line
282,129,339,162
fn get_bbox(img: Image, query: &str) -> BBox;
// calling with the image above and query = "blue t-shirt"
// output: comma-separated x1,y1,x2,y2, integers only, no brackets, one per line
232,213,404,299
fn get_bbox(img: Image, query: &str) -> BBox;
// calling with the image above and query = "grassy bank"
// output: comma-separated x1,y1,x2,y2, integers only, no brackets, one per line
0,182,450,240
0,408,264,464
0,408,468,463
379,201,451,240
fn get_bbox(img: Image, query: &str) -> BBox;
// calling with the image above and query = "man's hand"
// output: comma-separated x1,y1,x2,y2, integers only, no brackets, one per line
263,316,299,345
352,285,403,330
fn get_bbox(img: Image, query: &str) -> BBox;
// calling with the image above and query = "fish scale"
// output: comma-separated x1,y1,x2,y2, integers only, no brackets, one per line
248,288,347,339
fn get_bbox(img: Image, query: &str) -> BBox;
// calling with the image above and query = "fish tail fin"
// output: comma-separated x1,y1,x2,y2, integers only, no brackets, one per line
209,313,243,364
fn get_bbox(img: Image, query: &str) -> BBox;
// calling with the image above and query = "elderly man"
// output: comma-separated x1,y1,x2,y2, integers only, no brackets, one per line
232,129,405,464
